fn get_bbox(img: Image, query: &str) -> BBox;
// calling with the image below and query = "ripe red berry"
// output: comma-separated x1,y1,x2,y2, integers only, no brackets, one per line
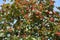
50,17,54,22
55,32,60,36
35,12,39,15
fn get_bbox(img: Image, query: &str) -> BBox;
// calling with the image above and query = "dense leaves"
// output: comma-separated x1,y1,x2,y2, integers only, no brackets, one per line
0,0,60,40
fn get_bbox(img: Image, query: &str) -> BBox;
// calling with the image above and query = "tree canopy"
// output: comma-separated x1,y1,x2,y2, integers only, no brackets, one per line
0,0,60,40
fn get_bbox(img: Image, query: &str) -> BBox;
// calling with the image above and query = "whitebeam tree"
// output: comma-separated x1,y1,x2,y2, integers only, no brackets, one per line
0,0,60,40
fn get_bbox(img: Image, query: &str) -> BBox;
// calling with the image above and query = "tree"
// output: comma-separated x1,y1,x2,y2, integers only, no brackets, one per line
0,0,60,40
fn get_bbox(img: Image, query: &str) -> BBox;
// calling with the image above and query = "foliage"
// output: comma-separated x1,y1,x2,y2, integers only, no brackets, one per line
0,0,60,40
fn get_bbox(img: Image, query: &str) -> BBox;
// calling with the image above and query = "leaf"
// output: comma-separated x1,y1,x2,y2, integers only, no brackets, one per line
56,7,60,10
10,0,13,2
3,0,6,2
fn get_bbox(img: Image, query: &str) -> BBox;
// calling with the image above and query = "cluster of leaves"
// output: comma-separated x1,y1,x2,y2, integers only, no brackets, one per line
0,0,60,40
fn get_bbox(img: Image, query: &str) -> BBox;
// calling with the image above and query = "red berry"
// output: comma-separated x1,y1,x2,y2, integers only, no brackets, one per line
50,17,54,22
31,6,35,10
55,32,60,36
35,12,39,15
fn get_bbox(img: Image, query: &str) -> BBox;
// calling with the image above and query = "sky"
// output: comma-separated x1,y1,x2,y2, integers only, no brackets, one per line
0,0,60,11
54,0,60,12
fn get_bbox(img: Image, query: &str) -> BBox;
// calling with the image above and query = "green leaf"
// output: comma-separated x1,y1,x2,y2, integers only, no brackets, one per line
10,0,13,2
